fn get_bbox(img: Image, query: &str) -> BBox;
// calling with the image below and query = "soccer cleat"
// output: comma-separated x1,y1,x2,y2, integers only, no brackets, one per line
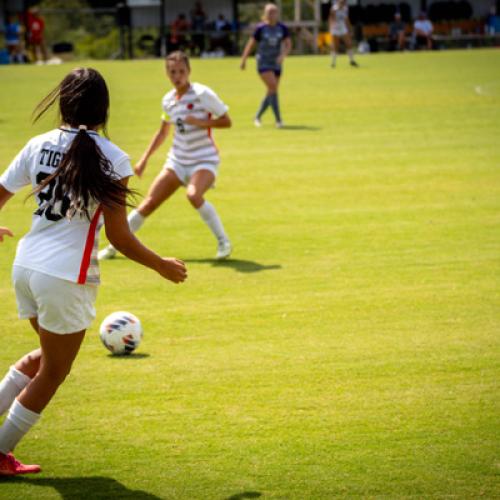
216,240,232,260
254,118,262,128
350,60,359,67
0,452,41,476
98,246,117,261
275,121,284,129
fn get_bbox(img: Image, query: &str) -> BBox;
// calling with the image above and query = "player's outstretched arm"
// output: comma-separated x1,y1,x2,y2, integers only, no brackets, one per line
0,185,14,242
134,121,170,177
103,179,187,284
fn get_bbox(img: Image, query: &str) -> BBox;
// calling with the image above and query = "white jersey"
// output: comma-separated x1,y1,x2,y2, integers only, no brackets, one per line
161,82,229,167
0,128,133,285
331,4,349,34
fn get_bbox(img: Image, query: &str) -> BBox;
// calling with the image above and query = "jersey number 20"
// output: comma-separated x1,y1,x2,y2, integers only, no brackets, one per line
34,171,71,221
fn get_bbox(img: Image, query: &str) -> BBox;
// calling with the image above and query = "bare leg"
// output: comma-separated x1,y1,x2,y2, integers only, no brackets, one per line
186,169,215,209
0,327,85,458
17,328,85,414
137,168,182,217
14,319,42,379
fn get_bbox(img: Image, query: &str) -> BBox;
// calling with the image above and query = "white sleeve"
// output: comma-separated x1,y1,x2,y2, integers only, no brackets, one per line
0,143,32,193
200,87,229,118
112,155,134,180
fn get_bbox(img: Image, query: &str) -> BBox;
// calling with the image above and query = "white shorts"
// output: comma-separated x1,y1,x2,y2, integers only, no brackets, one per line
12,265,98,334
331,26,349,37
165,159,218,186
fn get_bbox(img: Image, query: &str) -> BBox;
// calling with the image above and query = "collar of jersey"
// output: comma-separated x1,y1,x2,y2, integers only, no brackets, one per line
59,127,99,136
175,83,192,101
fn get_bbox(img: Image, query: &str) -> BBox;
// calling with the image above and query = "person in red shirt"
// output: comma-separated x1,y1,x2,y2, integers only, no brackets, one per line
169,13,190,52
26,7,47,63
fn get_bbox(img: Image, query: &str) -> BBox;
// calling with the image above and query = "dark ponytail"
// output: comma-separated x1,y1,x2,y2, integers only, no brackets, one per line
31,67,135,219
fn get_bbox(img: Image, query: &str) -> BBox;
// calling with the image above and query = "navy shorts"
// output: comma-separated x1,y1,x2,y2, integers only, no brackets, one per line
258,66,282,78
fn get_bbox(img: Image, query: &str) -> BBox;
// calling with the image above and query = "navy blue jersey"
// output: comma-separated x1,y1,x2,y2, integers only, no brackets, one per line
253,22,289,69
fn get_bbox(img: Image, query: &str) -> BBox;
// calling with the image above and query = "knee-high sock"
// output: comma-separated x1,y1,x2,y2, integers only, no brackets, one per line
347,48,355,62
128,209,146,233
256,95,271,119
197,201,228,243
269,93,282,123
107,209,145,250
331,50,337,66
0,367,31,417
0,399,40,454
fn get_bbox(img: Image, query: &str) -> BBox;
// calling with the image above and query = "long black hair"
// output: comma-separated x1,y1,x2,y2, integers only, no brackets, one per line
32,67,134,219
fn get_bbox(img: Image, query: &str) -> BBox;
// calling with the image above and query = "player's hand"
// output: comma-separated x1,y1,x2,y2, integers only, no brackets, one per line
184,115,202,127
134,159,147,178
276,55,284,65
156,257,187,283
240,60,246,70
0,227,13,242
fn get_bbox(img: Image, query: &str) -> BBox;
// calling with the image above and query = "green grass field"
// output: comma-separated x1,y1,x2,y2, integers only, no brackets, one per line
0,49,499,499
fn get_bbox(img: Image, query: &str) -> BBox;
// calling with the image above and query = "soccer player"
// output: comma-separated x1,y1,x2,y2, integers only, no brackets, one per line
0,67,187,476
240,3,292,128
99,51,232,261
329,0,358,68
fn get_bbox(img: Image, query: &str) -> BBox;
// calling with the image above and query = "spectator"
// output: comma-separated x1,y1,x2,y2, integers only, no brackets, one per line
5,14,24,63
413,11,433,50
210,14,232,54
389,12,406,51
169,13,190,53
190,2,207,54
485,5,500,34
26,7,47,63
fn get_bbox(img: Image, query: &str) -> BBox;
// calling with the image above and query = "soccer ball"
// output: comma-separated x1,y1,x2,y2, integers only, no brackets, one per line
99,311,143,355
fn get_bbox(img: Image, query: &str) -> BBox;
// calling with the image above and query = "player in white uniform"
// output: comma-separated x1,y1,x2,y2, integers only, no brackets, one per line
0,68,187,476
329,0,358,68
99,51,232,262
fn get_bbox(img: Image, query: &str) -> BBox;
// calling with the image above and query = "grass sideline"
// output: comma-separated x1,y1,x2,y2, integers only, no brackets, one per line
0,49,499,498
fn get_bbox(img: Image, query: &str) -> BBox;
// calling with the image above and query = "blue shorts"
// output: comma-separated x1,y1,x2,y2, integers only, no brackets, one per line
258,66,282,78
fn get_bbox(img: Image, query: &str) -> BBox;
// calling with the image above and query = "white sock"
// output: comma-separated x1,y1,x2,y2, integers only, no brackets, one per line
348,48,354,62
331,51,337,65
0,399,40,454
0,367,31,416
197,201,228,243
106,209,145,251
128,209,146,233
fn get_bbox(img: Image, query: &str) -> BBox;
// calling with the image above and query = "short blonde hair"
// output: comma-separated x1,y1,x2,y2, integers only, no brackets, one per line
262,3,279,23
166,51,190,70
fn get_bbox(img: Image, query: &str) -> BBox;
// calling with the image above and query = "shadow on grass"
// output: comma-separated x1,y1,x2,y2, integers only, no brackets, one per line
279,124,321,131
106,353,150,360
225,492,262,500
101,255,281,274
0,476,160,499
184,258,281,273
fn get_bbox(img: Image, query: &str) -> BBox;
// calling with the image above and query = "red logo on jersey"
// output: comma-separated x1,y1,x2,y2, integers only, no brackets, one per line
187,103,194,110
